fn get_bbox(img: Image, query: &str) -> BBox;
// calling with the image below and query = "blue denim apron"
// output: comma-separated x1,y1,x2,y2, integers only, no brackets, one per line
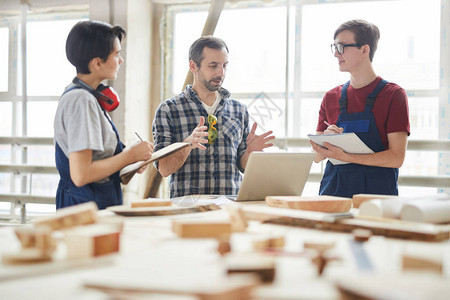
55,87,124,209
319,80,399,198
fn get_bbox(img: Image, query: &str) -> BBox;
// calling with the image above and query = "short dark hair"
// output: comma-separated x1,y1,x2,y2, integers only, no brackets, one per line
334,19,380,62
66,20,126,74
189,35,228,67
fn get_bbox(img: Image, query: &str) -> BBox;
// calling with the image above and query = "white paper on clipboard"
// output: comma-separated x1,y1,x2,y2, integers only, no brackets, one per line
308,132,374,165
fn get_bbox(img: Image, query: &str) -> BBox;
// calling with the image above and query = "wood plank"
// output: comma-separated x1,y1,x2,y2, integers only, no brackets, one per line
65,224,121,259
225,254,276,283
172,220,232,238
352,194,398,208
242,205,450,241
108,203,221,217
402,254,443,273
34,202,98,230
266,195,352,213
130,198,172,208
85,274,259,300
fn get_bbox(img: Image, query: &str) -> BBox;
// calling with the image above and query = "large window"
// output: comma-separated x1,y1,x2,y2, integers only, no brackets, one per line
0,13,87,218
165,0,445,197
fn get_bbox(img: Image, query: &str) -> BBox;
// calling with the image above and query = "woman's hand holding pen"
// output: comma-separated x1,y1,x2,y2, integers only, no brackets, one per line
323,120,344,135
129,135,154,162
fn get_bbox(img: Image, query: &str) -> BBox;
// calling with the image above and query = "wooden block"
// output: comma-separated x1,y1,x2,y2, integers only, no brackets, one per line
402,254,442,273
352,229,372,242
226,206,248,232
172,220,232,238
97,215,125,232
2,248,52,265
352,194,398,208
65,224,120,259
225,254,276,283
15,226,55,255
15,227,37,248
35,226,55,256
266,196,352,213
304,241,335,253
217,239,232,256
242,205,450,241
34,201,98,231
108,203,221,217
130,198,172,208
252,235,285,251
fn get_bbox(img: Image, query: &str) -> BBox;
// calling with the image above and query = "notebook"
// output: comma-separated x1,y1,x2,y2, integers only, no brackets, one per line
307,132,374,165
232,152,315,201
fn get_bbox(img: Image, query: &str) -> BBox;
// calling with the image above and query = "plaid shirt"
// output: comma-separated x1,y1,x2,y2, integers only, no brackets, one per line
152,85,249,198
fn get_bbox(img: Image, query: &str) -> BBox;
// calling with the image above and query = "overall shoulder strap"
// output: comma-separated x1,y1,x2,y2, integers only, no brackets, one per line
339,81,351,111
366,79,389,107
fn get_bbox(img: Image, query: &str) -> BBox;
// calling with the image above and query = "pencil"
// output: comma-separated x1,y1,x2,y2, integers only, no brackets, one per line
135,132,144,142
324,120,332,127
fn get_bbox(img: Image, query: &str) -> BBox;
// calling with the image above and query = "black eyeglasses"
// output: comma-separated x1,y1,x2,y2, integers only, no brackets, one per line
330,43,363,55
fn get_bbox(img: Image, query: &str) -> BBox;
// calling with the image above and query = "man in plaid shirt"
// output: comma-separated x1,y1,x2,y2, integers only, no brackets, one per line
152,36,275,198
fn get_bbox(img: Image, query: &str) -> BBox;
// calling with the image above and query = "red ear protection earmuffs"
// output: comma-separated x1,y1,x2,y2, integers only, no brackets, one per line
72,77,120,112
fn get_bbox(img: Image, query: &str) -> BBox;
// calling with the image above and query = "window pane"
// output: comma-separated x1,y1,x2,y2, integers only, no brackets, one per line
27,101,57,137
30,174,58,196
0,27,8,92
408,97,439,140
301,0,440,91
403,151,438,176
27,145,54,165
0,173,11,193
172,6,288,94
215,6,287,93
245,96,286,137
0,145,11,164
26,19,85,96
0,102,12,136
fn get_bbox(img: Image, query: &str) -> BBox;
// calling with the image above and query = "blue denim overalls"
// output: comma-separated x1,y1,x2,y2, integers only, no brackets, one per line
319,79,399,198
55,87,124,209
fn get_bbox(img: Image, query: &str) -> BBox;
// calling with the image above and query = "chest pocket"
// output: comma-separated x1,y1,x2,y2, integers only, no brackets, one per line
220,115,243,147
340,119,370,133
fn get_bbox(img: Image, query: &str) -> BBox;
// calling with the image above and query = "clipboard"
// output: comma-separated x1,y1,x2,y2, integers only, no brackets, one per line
120,142,190,184
308,132,374,165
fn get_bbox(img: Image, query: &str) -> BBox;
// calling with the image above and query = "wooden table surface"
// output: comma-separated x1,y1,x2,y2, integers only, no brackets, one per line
0,200,449,300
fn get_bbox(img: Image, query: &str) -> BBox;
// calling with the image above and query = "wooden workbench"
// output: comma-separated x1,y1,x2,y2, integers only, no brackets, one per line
0,198,449,300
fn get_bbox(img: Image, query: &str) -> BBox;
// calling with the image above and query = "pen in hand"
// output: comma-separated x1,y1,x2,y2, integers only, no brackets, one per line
324,120,332,127
135,132,144,142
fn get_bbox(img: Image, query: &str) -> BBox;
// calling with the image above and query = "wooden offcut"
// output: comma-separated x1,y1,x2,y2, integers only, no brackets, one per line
226,206,248,232
352,194,397,208
65,224,121,259
172,220,232,238
34,201,98,230
130,199,172,208
402,254,443,273
242,205,450,241
225,254,276,283
266,196,352,213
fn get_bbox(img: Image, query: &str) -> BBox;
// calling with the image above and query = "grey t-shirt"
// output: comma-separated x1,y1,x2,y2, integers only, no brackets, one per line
54,83,118,169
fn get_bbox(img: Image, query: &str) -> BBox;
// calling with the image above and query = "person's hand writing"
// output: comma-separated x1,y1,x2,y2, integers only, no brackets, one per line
184,116,209,150
246,123,275,153
324,122,344,135
129,141,154,162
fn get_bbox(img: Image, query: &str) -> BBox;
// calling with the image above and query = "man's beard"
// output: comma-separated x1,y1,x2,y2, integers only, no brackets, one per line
205,77,223,92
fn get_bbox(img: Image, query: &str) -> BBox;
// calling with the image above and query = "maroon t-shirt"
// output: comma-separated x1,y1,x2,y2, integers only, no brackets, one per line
316,76,410,149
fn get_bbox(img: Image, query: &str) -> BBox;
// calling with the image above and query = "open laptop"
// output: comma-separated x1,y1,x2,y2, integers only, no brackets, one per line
232,152,315,201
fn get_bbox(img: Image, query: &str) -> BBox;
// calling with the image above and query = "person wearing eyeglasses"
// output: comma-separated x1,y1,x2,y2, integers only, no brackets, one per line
310,19,410,198
152,36,275,198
